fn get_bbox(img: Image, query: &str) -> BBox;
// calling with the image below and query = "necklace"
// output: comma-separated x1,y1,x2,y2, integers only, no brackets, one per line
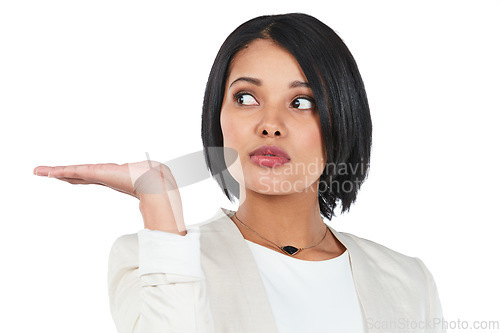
233,212,329,256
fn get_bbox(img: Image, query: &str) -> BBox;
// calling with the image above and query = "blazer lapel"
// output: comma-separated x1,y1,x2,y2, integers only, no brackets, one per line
198,208,405,333
330,228,412,332
199,208,278,332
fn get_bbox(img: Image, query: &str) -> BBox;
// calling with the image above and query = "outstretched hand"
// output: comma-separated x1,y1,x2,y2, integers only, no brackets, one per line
33,161,186,234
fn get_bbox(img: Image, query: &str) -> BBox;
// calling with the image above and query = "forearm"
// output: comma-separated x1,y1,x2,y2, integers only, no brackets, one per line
108,233,213,333
138,193,186,235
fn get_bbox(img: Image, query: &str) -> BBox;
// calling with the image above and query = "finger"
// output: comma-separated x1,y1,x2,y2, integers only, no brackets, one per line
34,164,117,182
34,164,91,179
33,166,54,177
34,163,137,198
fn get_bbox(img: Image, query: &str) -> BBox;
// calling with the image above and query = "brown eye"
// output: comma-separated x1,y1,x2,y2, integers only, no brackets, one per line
236,93,258,106
291,97,314,110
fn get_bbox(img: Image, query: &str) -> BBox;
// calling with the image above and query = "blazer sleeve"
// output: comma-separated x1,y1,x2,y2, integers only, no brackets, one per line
107,230,215,333
414,258,446,333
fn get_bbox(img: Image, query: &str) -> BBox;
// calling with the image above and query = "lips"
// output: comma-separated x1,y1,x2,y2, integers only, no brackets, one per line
249,145,291,160
249,145,291,168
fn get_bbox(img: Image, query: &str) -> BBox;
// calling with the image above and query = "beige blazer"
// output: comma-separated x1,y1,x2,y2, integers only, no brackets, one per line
108,208,445,333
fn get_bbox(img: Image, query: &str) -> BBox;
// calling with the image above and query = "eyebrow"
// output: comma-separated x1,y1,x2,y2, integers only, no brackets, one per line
228,77,310,89
289,80,310,88
229,77,261,88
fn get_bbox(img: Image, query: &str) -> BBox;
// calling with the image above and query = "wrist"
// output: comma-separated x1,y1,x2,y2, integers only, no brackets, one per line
139,194,187,235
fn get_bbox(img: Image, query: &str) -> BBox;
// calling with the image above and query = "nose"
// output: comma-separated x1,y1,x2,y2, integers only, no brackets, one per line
256,106,287,138
262,129,281,136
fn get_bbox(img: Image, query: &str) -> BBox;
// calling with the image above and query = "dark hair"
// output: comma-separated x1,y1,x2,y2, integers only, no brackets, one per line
201,13,372,220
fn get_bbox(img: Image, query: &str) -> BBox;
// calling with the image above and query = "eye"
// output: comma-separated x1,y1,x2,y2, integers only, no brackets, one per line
291,97,315,110
235,93,259,106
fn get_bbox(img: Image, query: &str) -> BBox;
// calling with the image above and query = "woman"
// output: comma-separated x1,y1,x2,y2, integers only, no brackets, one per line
33,13,444,332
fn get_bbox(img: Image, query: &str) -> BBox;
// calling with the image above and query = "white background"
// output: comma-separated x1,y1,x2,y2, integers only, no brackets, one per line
1,0,499,332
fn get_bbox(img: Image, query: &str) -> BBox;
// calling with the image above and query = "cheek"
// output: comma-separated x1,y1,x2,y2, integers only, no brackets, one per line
220,107,252,150
294,125,326,179
303,126,325,159
220,109,234,146
220,109,245,184
313,123,327,163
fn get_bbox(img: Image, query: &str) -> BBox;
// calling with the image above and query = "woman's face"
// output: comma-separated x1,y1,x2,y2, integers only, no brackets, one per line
220,38,326,196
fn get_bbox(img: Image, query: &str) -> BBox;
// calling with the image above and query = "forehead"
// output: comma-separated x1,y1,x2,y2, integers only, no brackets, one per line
227,39,307,86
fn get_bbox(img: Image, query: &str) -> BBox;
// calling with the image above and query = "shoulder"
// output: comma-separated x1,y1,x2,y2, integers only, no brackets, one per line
108,233,139,273
335,230,433,292
110,233,138,255
335,231,415,262
336,231,444,325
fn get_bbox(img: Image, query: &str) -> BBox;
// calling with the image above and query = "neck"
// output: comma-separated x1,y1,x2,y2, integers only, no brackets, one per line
234,181,325,247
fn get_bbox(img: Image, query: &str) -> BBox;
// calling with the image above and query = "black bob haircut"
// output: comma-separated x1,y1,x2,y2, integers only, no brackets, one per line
201,13,372,220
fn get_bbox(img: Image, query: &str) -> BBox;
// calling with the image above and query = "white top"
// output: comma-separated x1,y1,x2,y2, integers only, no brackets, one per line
137,228,364,332
245,240,365,333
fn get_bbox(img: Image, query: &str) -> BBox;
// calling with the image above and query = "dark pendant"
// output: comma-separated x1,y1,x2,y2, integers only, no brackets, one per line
282,246,300,256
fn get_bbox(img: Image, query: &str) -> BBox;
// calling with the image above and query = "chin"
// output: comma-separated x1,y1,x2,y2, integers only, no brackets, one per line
245,176,313,196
